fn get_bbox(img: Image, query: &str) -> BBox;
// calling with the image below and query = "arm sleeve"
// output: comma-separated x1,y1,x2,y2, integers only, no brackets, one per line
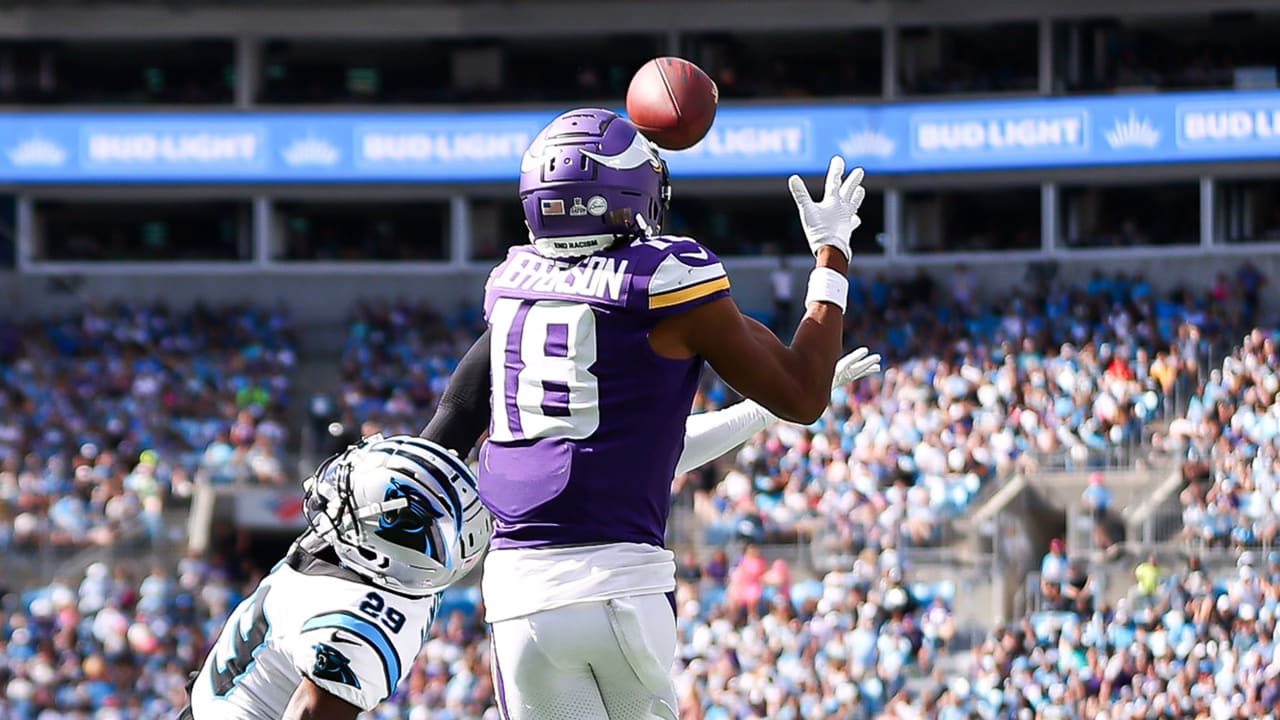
674,400,778,476
420,328,492,456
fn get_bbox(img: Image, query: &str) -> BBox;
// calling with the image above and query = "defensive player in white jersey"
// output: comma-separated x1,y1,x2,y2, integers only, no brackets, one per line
475,108,870,720
182,434,492,720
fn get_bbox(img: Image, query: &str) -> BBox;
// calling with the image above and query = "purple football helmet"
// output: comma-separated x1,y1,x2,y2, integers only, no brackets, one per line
519,108,671,258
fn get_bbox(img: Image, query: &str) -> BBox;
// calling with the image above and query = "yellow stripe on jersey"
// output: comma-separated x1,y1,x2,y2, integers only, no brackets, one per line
648,276,731,309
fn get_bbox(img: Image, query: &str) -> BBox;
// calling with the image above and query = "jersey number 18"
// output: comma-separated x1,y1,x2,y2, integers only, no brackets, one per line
488,298,600,442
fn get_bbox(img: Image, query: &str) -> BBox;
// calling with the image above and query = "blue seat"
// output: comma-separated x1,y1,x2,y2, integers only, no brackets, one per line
705,706,730,720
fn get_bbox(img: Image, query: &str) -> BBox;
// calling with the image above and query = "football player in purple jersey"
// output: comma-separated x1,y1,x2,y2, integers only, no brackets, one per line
435,108,871,720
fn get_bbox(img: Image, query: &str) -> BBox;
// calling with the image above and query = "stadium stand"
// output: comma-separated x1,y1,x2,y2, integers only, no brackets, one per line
1,558,215,719
333,299,482,440
0,302,296,555
682,269,1243,552
908,553,1280,720
0,534,953,719
1173,328,1280,552
0,276,1236,718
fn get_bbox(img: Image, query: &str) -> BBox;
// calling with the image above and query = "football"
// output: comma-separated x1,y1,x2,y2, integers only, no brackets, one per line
626,56,718,151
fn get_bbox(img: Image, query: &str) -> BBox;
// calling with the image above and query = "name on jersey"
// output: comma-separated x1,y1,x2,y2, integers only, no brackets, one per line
492,254,630,302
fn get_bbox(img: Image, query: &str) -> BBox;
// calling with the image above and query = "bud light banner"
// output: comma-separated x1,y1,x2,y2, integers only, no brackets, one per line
0,89,1278,183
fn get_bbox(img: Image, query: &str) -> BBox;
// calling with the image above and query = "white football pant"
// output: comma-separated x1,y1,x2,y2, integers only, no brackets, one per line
489,593,678,720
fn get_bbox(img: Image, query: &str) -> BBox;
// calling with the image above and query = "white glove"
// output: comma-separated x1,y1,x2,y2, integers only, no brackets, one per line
832,346,881,389
787,156,866,262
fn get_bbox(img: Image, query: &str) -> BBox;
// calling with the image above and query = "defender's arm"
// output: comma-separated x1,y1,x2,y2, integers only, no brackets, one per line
281,678,361,720
419,327,493,456
673,346,880,475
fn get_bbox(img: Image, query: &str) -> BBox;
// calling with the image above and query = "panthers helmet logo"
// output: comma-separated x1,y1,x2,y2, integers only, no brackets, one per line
374,479,446,558
311,642,360,689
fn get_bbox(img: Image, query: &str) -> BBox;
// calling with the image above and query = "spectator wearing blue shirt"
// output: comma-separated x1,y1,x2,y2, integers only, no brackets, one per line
1041,538,1069,601
1082,471,1114,553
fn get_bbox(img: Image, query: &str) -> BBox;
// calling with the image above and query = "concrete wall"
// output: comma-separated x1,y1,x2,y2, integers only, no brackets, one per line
4,250,1278,325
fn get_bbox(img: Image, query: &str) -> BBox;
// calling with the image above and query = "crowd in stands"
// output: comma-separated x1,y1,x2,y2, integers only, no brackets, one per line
679,264,1255,554
886,549,1280,720
1174,326,1280,552
333,300,482,441
0,302,296,553
668,546,958,720
335,263,1233,556
0,559,208,719
331,264,1264,558
3,526,1278,719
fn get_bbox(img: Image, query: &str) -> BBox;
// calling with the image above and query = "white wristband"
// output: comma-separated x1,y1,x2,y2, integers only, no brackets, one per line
805,267,849,312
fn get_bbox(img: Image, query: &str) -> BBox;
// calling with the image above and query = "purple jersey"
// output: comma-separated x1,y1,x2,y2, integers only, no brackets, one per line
479,236,731,550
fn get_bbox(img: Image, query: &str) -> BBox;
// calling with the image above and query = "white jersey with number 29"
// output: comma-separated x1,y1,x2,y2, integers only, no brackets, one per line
188,550,438,719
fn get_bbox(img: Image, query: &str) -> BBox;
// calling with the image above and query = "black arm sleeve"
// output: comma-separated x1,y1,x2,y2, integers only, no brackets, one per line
420,327,493,456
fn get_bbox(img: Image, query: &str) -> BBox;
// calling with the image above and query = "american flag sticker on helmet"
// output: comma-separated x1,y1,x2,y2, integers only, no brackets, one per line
541,199,565,216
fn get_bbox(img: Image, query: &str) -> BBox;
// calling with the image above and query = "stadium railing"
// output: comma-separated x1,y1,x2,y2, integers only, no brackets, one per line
9,503,178,588
1124,467,1189,553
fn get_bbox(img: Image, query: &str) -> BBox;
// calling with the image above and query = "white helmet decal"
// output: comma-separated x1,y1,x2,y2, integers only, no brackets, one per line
580,131,664,171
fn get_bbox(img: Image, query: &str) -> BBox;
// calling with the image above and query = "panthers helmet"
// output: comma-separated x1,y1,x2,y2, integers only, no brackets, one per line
519,108,671,258
302,434,493,596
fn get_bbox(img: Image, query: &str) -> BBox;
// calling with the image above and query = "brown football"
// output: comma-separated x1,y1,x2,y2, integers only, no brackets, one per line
626,56,718,151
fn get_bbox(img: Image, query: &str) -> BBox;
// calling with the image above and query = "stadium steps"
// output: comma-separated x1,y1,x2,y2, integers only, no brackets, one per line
1121,466,1187,550
292,356,342,469
1025,467,1167,513
956,463,1186,626
297,320,349,357
5,548,64,592
290,320,347,470
962,466,1174,546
